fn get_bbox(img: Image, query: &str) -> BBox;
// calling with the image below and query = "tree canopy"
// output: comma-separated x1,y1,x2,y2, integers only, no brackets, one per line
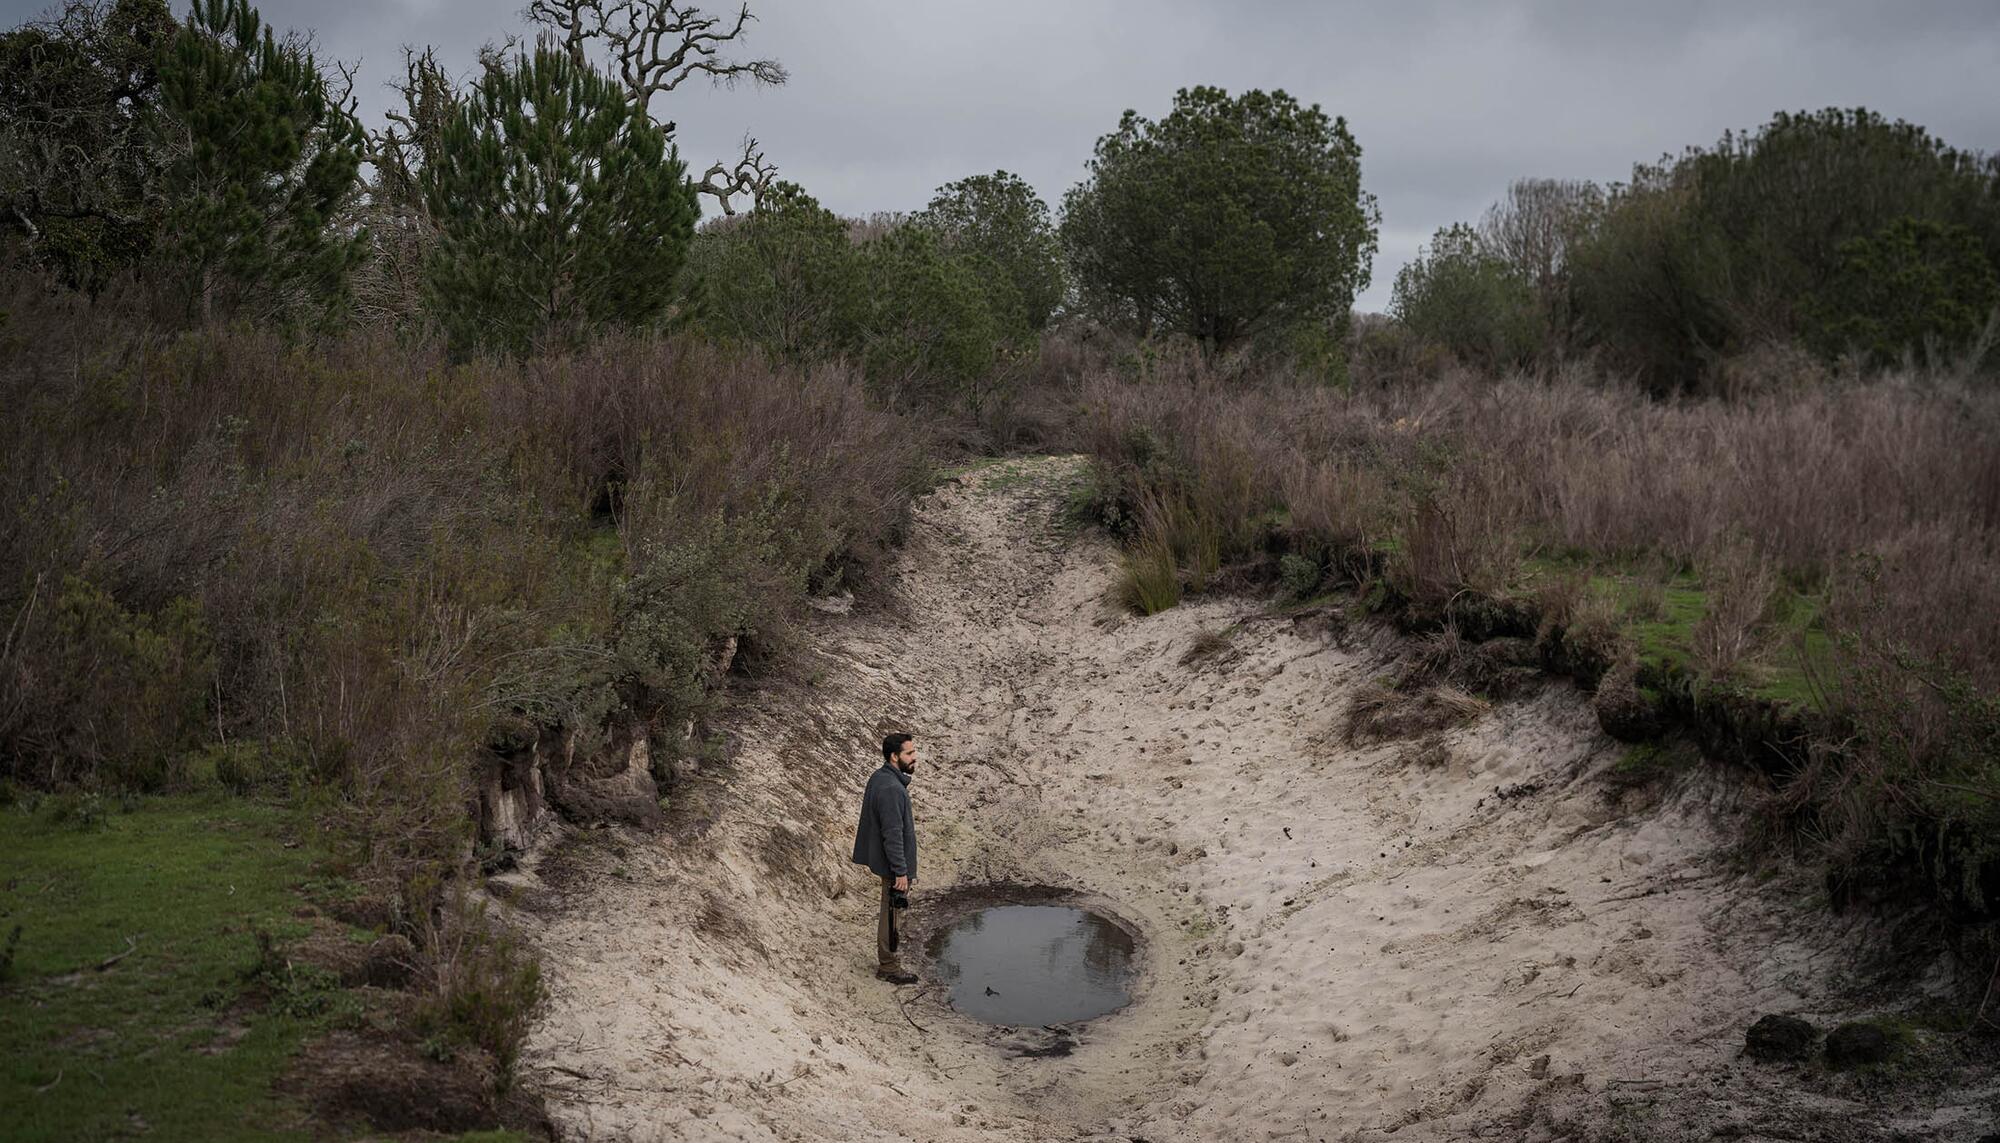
421,40,699,355
1060,86,1379,351
914,170,1064,332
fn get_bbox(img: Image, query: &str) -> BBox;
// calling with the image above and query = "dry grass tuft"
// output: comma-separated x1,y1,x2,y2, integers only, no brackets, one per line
1345,681,1490,746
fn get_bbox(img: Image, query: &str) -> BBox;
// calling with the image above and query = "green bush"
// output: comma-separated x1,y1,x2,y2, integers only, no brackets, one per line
684,180,1018,407
854,223,1011,403
682,181,859,361
1390,223,1543,370
1061,85,1379,351
1567,108,2000,391
2,575,214,789
422,41,699,355
1279,552,1324,600
412,896,543,1088
1808,217,1999,368
913,170,1066,331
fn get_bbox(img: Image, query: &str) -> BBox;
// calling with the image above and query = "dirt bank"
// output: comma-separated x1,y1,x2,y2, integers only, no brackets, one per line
512,456,1997,1142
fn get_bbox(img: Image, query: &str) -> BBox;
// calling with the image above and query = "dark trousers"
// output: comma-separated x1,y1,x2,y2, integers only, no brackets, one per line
877,875,901,969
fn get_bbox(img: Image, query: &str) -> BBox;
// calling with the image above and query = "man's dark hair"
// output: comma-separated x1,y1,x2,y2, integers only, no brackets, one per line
882,732,914,762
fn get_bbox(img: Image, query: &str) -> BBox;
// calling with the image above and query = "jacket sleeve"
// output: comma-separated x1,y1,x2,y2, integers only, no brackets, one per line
874,785,909,877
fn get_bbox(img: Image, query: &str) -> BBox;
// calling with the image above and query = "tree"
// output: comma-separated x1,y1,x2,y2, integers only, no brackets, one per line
524,0,785,216
1568,108,2000,390
1391,223,1541,370
853,223,1008,403
1060,86,1379,351
0,0,177,292
914,170,1063,331
1809,218,2000,369
421,40,700,356
156,0,367,322
680,180,858,359
1478,178,1601,354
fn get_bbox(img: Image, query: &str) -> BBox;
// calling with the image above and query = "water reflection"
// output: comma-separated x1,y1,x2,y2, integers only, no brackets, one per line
926,905,1135,1026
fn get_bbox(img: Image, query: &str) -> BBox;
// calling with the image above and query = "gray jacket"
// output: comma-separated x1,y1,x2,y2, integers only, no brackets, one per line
851,764,916,879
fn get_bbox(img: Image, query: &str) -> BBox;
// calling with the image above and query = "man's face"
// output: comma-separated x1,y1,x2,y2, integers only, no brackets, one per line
894,740,918,773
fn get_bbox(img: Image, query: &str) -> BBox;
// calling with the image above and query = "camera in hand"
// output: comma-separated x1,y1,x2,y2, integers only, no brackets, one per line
890,887,910,909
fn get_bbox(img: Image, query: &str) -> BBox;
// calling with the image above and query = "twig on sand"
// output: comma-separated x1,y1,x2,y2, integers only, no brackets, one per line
1515,980,1584,1007
895,985,930,1034
766,1064,812,1090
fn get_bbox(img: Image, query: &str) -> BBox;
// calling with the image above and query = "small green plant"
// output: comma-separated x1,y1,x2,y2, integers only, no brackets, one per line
45,791,109,831
412,897,543,1090
1117,538,1181,615
1279,552,1324,600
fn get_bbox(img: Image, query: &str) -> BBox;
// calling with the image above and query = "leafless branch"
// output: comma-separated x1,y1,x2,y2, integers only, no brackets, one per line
525,0,786,100
696,135,775,215
521,0,784,212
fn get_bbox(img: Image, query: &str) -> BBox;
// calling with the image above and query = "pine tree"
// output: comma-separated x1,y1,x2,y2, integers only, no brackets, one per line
157,0,366,323
422,40,699,356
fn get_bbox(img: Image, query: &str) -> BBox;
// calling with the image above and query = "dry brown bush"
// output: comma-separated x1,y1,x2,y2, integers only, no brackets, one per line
0,271,923,879
1062,339,2000,916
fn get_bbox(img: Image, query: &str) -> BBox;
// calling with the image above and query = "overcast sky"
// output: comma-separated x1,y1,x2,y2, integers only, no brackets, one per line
9,0,1998,310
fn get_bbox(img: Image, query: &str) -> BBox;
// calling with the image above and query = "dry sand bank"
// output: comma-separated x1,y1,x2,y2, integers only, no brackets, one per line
513,455,1996,1142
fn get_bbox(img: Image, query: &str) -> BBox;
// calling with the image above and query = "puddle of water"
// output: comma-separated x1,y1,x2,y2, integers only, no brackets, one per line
925,904,1136,1026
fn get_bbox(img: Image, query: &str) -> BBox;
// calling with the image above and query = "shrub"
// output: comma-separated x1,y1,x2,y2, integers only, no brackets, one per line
411,895,542,1087
1,575,213,789
1278,553,1323,600
853,222,1012,405
682,181,858,362
1689,544,1776,683
0,270,923,908
1063,349,2000,925
1390,223,1543,370
1808,217,2000,369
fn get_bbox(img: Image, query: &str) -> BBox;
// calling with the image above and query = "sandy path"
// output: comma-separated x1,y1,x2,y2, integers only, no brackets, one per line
513,456,1991,1142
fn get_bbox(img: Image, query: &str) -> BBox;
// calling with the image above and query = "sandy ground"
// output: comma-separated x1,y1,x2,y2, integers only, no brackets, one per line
513,456,1998,1142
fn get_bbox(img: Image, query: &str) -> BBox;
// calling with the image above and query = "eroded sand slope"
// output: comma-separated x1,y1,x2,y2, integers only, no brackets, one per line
516,456,1990,1142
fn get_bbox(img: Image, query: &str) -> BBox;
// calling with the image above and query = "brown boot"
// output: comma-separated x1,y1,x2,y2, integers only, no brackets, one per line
875,966,918,984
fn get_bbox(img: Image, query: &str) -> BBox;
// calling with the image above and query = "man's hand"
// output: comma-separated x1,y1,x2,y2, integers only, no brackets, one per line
893,875,909,892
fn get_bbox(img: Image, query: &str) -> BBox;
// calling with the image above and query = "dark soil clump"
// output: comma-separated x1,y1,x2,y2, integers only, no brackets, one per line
1744,1013,1817,1062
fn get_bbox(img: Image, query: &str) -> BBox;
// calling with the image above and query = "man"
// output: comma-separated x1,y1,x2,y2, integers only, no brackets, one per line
851,732,919,984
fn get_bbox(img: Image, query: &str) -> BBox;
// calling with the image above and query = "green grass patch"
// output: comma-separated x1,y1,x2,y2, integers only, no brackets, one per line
1614,739,1702,779
1525,557,1833,710
1624,577,1706,674
0,794,336,1142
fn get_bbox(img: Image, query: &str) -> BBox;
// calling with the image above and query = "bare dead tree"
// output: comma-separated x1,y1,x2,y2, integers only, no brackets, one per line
522,0,786,213
1479,178,1603,352
364,47,457,218
696,135,775,216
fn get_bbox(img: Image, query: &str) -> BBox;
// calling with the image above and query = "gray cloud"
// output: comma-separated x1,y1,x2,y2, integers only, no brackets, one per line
7,0,1997,309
